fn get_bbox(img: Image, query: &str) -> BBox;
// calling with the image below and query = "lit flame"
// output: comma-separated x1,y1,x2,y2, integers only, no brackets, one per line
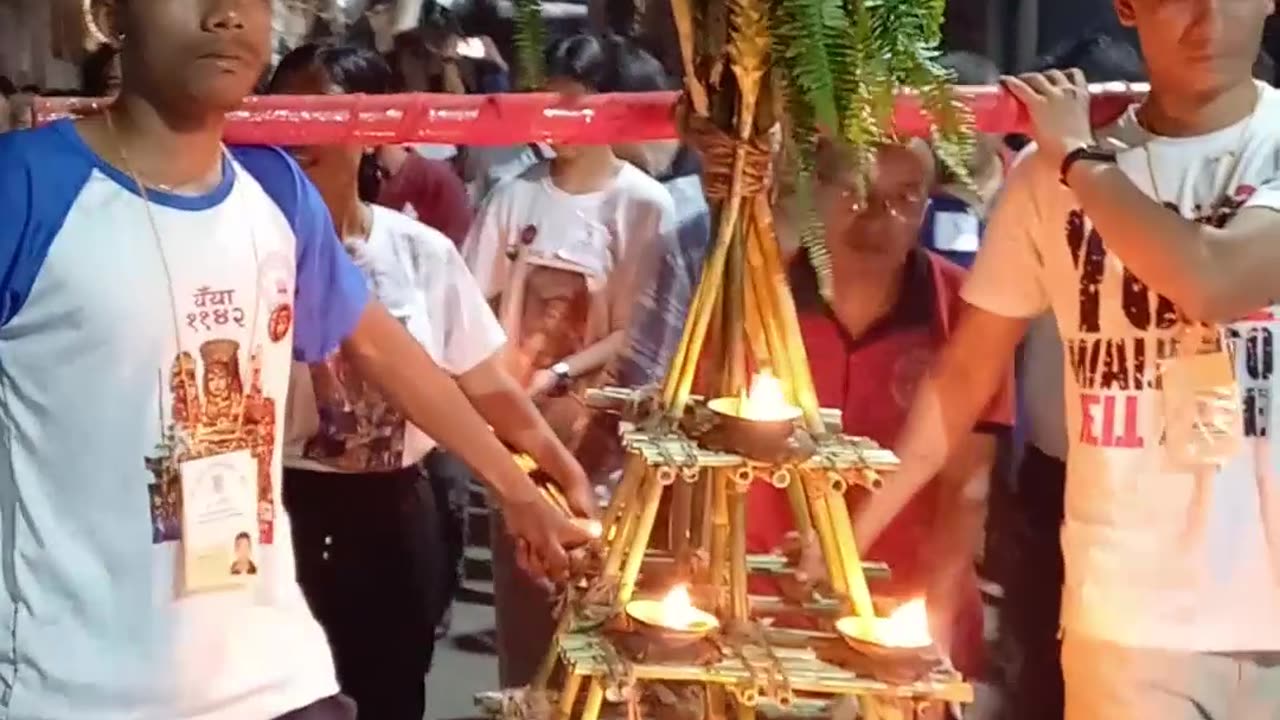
658,584,709,630
875,598,932,648
737,371,799,421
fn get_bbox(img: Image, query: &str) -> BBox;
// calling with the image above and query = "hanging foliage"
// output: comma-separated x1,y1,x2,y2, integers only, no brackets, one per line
513,0,549,89
510,0,973,294
770,0,974,297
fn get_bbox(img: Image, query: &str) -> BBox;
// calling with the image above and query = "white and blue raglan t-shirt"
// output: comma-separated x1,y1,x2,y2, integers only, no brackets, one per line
0,120,369,720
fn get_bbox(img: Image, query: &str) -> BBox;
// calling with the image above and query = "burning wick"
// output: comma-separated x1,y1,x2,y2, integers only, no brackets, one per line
736,371,801,422
657,584,711,630
873,598,932,648
836,597,933,649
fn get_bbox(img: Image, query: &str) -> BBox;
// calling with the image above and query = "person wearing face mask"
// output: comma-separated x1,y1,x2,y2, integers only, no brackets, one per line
0,1,594,717
754,139,1013,676
462,32,680,687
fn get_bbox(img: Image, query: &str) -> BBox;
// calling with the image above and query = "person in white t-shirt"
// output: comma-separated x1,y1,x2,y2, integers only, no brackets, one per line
462,32,679,687
269,43,592,720
0,2,592,718
856,1,1280,717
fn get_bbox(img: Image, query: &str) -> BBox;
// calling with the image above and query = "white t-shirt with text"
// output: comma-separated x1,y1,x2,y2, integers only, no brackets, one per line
965,81,1280,651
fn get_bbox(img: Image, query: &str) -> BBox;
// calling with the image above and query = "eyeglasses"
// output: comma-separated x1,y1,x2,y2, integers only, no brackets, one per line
818,182,926,221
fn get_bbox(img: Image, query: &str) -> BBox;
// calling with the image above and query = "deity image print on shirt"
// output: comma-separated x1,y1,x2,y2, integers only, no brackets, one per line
303,316,410,472
146,303,281,547
513,265,591,387
1061,184,1269,452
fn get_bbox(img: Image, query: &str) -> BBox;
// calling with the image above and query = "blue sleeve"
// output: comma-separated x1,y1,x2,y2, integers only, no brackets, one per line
231,145,370,362
0,124,93,328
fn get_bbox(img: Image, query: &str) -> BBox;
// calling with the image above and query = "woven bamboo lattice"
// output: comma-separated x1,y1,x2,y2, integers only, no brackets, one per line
481,0,978,714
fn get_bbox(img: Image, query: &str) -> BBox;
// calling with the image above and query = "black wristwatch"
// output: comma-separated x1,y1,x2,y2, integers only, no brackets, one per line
1060,145,1118,187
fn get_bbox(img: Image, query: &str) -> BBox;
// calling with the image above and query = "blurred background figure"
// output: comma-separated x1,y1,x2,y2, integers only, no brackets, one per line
921,50,1003,269
465,32,677,688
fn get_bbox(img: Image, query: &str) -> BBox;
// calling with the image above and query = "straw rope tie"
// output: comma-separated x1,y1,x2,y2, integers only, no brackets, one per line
684,114,773,200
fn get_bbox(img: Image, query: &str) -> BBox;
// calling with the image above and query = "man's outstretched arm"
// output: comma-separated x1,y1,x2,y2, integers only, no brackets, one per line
853,304,1027,549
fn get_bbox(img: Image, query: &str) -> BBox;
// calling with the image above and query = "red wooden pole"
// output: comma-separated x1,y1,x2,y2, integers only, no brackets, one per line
36,83,1146,146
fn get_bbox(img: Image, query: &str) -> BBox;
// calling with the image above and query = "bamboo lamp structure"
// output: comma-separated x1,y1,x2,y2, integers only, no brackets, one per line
487,0,978,715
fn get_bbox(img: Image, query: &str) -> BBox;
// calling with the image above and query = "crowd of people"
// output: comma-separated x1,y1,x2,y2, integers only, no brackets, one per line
2,0,1280,719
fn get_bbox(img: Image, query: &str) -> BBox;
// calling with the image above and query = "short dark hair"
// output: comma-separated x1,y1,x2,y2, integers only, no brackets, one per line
544,33,673,93
268,44,396,203
269,43,395,96
0,76,15,97
19,84,40,95
1033,33,1148,82
235,532,252,543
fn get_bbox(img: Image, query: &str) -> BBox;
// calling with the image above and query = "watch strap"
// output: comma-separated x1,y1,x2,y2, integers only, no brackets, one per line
1060,146,1117,187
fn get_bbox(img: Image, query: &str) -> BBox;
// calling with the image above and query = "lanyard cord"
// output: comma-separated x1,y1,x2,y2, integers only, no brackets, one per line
104,110,263,443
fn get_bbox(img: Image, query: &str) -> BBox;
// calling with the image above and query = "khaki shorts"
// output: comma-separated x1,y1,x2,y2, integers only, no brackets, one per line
1063,632,1280,720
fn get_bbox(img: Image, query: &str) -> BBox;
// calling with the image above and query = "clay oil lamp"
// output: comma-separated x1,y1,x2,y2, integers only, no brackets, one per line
706,371,804,459
835,598,939,681
625,584,721,649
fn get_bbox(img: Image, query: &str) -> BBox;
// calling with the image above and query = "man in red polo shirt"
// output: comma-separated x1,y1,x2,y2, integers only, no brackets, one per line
750,141,1012,673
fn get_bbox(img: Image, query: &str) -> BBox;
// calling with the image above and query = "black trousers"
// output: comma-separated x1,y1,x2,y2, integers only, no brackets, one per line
283,466,443,720
997,444,1067,720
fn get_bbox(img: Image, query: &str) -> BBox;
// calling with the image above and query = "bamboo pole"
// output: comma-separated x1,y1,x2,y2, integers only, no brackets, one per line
660,254,724,416
618,471,667,605
555,672,584,720
722,224,748,398
728,485,750,621
670,478,694,560
741,267,773,374
707,685,730,720
822,477,875,618
699,466,715,553
709,469,732,614
666,0,710,117
579,678,606,720
801,473,849,599
743,217,794,399
751,196,824,433
603,454,646,534
603,473,644,579
665,26,765,418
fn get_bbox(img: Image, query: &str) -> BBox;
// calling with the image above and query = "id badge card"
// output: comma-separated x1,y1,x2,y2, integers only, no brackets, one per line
1160,347,1243,471
179,450,259,594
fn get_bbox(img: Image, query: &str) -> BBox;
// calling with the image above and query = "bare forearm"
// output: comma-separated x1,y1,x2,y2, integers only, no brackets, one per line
562,330,624,378
461,364,580,483
343,306,536,504
855,376,982,547
855,308,1022,548
927,444,994,592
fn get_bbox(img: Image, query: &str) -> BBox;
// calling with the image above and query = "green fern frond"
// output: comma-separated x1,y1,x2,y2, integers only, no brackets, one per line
512,0,546,90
